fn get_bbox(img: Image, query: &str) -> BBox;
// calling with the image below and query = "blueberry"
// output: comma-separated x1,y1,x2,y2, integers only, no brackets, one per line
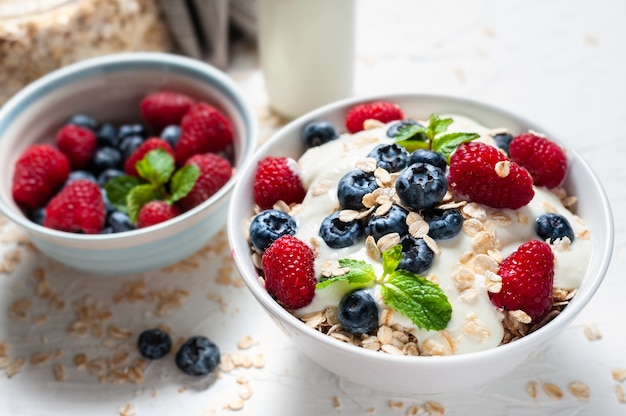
386,119,426,139
175,336,220,376
367,143,409,173
407,149,447,172
302,121,339,148
28,207,46,226
398,235,434,275
249,209,297,251
96,123,119,148
91,147,123,174
119,135,144,161
319,211,364,248
98,168,126,188
117,123,147,140
108,211,136,233
535,213,575,243
337,170,378,210
423,209,463,240
67,113,98,131
137,328,172,359
395,163,447,210
338,289,379,334
160,125,181,149
493,133,514,156
101,189,116,215
365,205,408,241
66,170,97,185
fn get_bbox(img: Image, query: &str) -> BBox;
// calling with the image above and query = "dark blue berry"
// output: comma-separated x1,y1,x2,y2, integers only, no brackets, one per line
101,227,114,234
91,147,123,174
249,209,297,251
407,149,447,172
28,207,46,226
302,121,339,148
493,133,514,156
119,135,144,161
423,209,463,240
367,143,409,173
160,125,181,149
117,123,147,140
108,211,136,233
338,289,379,334
319,211,364,248
535,213,575,243
365,205,408,241
337,170,378,210
175,336,220,376
66,170,97,185
98,168,126,188
137,328,172,359
96,123,119,148
386,119,426,139
101,189,116,215
395,163,447,210
67,113,98,131
398,235,434,275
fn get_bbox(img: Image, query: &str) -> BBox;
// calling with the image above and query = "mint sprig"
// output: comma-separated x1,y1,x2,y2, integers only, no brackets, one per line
104,149,200,223
394,114,479,161
317,245,452,331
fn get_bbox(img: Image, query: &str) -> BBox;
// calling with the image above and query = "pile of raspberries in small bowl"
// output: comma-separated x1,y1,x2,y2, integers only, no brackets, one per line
0,52,257,275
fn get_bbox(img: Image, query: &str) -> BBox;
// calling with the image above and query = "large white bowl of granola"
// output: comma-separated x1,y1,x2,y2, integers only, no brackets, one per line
227,93,613,394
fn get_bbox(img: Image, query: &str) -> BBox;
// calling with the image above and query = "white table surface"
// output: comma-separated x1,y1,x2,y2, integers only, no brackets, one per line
1,0,625,415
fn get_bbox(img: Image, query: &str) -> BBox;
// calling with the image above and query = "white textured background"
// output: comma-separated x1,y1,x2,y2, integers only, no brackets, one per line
1,0,625,415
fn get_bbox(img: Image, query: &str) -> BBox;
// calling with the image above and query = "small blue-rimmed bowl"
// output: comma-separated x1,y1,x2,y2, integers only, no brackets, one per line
0,52,257,276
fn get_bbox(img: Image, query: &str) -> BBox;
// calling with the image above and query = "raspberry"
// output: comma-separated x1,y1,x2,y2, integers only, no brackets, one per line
140,91,195,133
509,132,567,189
124,138,175,177
56,124,97,169
12,144,71,209
137,200,181,228
262,235,316,309
345,101,405,133
448,142,534,209
489,240,555,322
175,103,233,165
253,156,306,210
44,179,105,234
179,153,233,211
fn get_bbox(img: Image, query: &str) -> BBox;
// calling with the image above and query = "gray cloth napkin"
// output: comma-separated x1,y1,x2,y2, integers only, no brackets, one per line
156,0,257,69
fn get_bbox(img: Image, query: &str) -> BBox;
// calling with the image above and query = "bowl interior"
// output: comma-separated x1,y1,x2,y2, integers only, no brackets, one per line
227,93,613,391
0,53,256,241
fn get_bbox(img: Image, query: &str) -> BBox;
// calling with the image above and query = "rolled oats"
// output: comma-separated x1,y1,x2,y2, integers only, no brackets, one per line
568,381,590,400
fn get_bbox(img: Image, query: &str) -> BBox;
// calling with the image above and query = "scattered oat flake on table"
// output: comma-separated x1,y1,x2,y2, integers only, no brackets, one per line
526,380,540,398
583,324,602,341
612,367,626,382
119,403,136,416
332,396,341,409
543,383,564,400
568,381,590,400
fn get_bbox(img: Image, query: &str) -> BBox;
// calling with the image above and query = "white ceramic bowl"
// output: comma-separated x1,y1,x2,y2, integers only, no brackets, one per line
0,52,257,276
227,93,613,394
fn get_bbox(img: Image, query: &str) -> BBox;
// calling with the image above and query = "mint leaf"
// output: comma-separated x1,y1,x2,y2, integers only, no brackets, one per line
136,149,175,186
382,244,402,276
104,176,142,213
380,270,452,331
316,259,376,289
169,164,200,203
428,114,453,137
127,184,160,223
432,132,480,161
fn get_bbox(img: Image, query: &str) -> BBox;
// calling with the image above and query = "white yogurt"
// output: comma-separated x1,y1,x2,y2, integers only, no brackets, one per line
290,117,592,354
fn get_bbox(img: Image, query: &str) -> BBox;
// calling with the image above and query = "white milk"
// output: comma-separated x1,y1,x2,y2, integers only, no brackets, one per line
257,0,356,119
